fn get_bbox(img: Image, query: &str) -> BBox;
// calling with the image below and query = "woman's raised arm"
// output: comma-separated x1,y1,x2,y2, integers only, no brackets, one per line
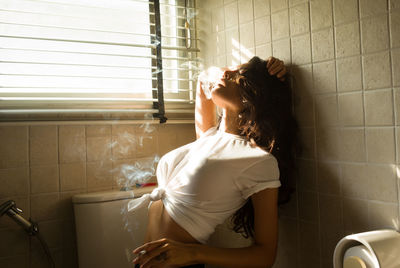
194,79,217,139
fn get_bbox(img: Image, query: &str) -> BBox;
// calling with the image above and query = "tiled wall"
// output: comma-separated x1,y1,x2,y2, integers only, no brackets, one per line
0,122,196,267
198,0,399,267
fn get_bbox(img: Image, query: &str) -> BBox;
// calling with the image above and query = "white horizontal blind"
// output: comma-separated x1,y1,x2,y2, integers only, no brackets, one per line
0,0,198,121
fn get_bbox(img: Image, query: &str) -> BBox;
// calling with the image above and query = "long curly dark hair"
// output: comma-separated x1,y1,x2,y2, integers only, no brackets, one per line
230,56,299,239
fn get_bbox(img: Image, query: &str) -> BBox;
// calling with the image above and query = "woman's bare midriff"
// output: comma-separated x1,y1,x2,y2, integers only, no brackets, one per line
145,200,199,244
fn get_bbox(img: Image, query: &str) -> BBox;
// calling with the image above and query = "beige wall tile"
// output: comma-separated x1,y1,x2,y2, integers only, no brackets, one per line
336,56,363,92
30,126,58,166
30,193,60,221
292,64,313,91
368,201,399,230
271,0,288,12
216,31,226,55
30,165,59,194
136,129,159,158
391,11,400,48
392,49,400,86
158,124,192,156
298,191,319,222
397,128,400,162
396,88,400,125
239,21,255,50
294,95,315,127
289,3,310,36
360,0,388,18
343,198,369,233
86,125,111,137
238,0,254,23
310,0,333,31
212,6,225,32
255,43,272,59
339,128,366,162
254,0,270,18
0,255,29,267
225,27,240,62
272,38,291,64
365,89,394,126
0,229,29,258
298,159,317,191
61,220,77,248
363,51,392,90
59,190,84,220
216,55,227,67
298,127,316,158
0,126,28,169
112,159,137,188
313,61,336,94
275,217,298,262
39,220,63,249
291,34,311,65
391,0,400,10
87,136,112,162
86,161,113,189
334,0,359,25
271,10,289,40
317,162,341,195
299,221,320,261
319,194,343,259
341,163,368,199
289,0,308,7
224,2,238,29
255,16,271,46
111,125,136,160
316,127,340,161
312,28,335,62
315,94,338,127
361,15,389,54
366,128,396,163
0,168,29,198
87,161,113,189
60,162,86,191
59,126,86,164
338,92,364,126
335,22,360,58
278,193,298,218
366,165,397,202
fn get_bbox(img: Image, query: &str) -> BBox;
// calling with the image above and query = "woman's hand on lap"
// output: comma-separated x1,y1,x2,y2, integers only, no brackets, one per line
133,238,198,268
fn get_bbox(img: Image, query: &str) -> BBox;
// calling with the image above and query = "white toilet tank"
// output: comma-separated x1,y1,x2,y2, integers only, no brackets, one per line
72,186,155,268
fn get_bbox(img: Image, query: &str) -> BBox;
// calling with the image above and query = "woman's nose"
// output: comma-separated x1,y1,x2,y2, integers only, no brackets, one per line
222,69,235,80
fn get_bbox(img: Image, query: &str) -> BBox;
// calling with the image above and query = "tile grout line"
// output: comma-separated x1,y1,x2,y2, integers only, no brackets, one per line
386,0,400,226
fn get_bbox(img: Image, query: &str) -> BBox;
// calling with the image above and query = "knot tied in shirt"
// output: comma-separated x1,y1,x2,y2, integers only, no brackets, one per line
127,187,165,212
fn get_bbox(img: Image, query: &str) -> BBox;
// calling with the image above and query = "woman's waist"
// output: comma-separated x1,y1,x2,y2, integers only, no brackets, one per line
147,200,199,244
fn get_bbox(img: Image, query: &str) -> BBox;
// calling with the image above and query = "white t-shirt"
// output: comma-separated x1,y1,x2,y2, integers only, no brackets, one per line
128,127,280,244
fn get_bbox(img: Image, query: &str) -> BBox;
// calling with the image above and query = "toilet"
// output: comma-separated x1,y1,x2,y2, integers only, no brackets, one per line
72,186,156,268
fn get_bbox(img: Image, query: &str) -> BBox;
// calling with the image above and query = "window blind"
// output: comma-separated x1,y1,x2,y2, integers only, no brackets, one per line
0,0,198,121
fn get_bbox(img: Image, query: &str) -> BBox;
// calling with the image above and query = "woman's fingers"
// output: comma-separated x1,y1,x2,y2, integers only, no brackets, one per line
135,243,170,268
266,56,275,68
133,238,168,254
276,67,287,79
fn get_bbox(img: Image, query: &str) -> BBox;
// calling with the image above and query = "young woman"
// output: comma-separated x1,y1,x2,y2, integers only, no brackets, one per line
131,56,297,268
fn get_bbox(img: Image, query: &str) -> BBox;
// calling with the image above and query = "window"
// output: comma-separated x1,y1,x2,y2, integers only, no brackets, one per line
0,0,198,121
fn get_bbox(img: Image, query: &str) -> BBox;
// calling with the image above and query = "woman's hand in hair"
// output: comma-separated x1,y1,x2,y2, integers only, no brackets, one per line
267,56,287,81
133,238,198,268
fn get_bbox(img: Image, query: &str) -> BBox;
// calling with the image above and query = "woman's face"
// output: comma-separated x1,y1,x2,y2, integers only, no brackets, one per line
210,66,244,112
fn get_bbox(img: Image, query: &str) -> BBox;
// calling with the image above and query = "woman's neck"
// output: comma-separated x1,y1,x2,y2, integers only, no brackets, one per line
219,109,241,135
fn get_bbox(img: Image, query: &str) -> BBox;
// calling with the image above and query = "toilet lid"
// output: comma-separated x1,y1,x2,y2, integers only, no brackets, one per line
72,186,156,204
